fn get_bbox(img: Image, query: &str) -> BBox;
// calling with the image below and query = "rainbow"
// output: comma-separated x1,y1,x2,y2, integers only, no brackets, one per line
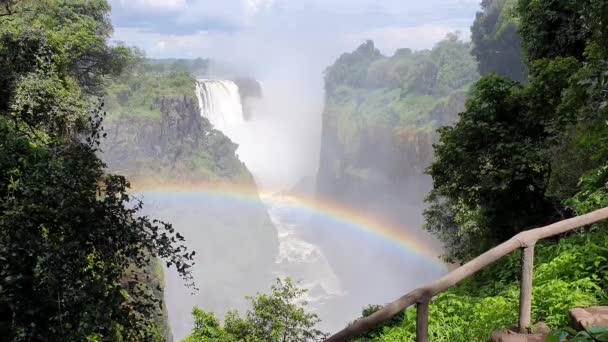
131,180,446,268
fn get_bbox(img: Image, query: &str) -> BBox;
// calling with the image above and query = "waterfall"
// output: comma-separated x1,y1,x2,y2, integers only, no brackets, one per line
193,78,345,332
195,80,245,135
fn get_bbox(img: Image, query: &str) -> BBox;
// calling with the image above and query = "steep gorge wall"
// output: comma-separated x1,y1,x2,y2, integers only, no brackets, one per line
101,66,279,339
315,39,476,268
317,91,466,228
102,96,252,183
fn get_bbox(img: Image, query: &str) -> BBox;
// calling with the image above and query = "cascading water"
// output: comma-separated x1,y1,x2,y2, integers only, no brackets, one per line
191,79,344,329
195,80,245,135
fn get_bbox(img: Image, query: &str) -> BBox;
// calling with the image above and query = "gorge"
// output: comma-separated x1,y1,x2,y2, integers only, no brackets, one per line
101,59,452,338
4,1,608,341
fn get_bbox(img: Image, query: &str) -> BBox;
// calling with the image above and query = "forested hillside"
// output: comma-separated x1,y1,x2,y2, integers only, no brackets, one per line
317,34,478,207
315,34,479,296
354,0,608,340
317,34,478,231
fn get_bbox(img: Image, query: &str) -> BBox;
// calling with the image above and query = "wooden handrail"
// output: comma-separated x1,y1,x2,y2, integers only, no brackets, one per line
325,207,608,342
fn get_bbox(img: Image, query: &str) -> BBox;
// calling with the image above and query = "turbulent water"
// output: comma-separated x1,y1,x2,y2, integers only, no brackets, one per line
265,195,345,301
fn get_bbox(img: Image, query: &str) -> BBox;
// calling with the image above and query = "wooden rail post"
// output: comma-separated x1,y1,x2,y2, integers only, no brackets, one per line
519,244,535,333
416,300,429,342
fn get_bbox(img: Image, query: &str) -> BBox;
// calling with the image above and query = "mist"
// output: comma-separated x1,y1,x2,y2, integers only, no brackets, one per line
106,0,481,339
110,0,477,189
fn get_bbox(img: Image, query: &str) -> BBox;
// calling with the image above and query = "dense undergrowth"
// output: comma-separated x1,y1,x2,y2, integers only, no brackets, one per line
367,224,608,341
357,180,608,341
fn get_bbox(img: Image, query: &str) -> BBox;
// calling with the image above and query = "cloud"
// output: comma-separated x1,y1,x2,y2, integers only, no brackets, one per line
113,28,213,58
349,22,473,53
109,0,480,34
110,0,481,187
114,0,187,12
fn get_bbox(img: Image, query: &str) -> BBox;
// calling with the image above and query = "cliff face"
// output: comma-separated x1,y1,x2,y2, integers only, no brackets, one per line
315,39,476,269
101,63,278,340
102,96,252,183
316,92,465,227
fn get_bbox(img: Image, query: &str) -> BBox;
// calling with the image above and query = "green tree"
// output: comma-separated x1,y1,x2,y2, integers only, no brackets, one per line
425,0,608,261
185,278,327,342
471,0,528,82
518,0,593,61
324,40,382,96
425,58,582,260
0,1,194,340
352,305,405,341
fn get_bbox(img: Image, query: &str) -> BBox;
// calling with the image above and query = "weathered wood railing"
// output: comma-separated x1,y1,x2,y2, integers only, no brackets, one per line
325,207,608,342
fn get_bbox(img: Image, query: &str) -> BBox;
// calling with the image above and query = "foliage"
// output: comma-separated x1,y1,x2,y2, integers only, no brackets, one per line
143,58,209,76
324,40,383,96
0,0,194,340
357,225,608,341
425,59,579,260
104,60,202,121
101,59,252,183
184,278,327,342
398,0,608,340
322,36,479,158
352,305,405,341
0,0,136,95
425,0,608,261
518,0,594,62
549,327,608,342
471,0,528,82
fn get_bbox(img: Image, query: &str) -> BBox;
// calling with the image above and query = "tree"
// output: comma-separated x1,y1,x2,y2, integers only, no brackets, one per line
324,40,382,96
425,58,580,260
0,0,194,340
0,0,136,95
471,0,528,82
185,278,327,342
518,0,592,62
425,0,608,261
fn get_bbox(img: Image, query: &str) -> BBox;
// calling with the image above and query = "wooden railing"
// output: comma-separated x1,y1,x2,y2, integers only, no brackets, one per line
325,207,608,342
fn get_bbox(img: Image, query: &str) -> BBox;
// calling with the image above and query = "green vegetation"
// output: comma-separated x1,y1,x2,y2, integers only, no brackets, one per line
184,278,327,342
354,0,608,340
104,60,204,121
0,1,194,340
357,223,608,341
426,0,608,261
471,0,528,82
101,59,252,183
318,35,479,197
324,35,478,136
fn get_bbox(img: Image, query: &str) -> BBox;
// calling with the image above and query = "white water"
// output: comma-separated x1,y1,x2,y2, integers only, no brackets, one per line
264,195,345,302
195,80,245,134
194,78,343,315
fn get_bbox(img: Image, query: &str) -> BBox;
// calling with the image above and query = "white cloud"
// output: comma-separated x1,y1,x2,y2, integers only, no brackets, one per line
114,0,187,11
244,0,276,17
350,23,472,53
114,28,213,58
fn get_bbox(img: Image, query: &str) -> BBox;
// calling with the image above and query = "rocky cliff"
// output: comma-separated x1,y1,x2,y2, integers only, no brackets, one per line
101,61,278,340
315,38,476,272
